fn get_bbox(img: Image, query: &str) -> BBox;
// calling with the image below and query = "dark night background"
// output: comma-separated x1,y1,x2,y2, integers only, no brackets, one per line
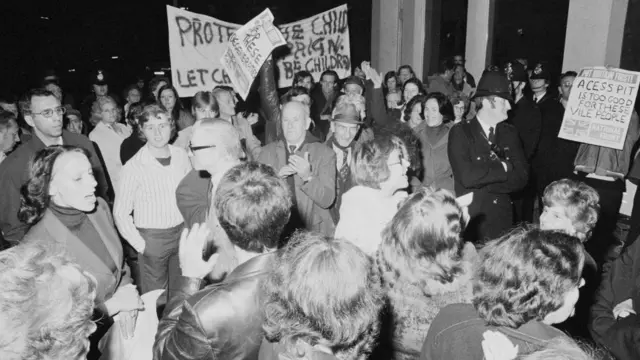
0,0,372,100
1,0,638,102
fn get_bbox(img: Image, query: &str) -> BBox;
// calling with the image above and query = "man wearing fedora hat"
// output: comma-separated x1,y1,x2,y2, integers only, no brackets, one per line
326,101,363,222
504,61,542,223
448,69,528,243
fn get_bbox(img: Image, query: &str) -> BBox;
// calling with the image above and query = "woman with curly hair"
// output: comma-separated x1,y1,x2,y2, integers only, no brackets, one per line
260,231,384,360
0,241,97,360
421,227,585,360
377,188,476,360
89,95,132,193
335,134,410,254
19,145,143,355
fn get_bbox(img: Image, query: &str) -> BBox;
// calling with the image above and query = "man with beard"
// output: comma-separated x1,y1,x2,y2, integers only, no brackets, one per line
504,60,542,223
326,101,363,222
448,70,528,243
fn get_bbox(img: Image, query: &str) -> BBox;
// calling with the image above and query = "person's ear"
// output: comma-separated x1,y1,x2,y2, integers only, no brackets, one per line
305,116,312,130
24,114,35,128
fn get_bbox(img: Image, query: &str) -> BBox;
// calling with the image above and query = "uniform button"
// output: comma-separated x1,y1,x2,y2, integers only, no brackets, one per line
477,157,481,160
493,199,497,204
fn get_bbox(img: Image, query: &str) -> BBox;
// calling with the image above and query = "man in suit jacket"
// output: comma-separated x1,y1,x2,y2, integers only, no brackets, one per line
448,70,528,243
256,101,337,236
0,88,109,244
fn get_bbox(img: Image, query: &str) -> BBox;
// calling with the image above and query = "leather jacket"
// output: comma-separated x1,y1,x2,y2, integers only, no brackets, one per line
153,252,276,360
259,58,282,144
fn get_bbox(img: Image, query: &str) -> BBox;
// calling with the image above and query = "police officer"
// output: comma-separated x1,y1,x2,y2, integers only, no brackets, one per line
504,61,542,223
530,62,579,196
80,69,121,127
448,70,528,244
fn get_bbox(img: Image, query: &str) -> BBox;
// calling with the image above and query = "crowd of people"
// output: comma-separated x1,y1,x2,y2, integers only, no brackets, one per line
0,50,640,360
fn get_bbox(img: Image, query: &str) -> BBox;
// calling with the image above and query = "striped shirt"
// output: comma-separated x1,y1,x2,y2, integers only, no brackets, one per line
113,144,192,252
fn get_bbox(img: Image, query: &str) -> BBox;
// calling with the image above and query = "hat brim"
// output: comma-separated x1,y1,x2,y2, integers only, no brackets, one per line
93,81,108,86
472,90,513,102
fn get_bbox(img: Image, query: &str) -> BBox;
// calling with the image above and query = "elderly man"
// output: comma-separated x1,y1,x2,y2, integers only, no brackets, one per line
0,88,109,244
175,119,244,280
154,161,291,360
257,100,336,236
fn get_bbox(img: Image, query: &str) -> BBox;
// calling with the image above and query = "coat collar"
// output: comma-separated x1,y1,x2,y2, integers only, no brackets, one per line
39,201,120,277
224,252,275,283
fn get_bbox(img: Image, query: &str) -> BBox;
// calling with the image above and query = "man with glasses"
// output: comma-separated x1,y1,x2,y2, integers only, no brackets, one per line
176,118,245,281
448,70,528,244
0,88,109,244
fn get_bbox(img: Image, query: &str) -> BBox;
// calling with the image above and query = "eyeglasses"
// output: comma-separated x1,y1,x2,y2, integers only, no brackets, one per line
188,144,216,153
31,106,66,118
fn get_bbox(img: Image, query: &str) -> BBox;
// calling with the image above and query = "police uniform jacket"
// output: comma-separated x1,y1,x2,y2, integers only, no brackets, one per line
448,117,528,243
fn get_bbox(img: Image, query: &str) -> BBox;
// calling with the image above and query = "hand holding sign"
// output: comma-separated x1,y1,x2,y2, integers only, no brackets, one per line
221,9,286,100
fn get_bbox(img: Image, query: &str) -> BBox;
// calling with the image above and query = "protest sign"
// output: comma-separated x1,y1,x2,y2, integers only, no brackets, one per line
559,66,640,150
166,5,351,97
274,5,351,88
221,9,287,99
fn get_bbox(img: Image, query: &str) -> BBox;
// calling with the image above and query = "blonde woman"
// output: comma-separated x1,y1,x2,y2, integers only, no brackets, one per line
89,96,132,193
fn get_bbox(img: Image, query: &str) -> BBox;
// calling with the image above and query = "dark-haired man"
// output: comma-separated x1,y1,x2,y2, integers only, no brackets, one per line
154,161,292,360
0,89,109,244
426,58,456,98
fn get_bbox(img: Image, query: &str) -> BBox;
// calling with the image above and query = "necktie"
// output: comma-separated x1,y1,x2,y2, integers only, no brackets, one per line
342,149,348,169
488,127,495,144
289,145,296,154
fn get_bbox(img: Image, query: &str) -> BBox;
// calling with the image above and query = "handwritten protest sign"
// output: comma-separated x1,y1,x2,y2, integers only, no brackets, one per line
274,6,351,88
166,5,351,97
559,67,640,150
221,9,286,99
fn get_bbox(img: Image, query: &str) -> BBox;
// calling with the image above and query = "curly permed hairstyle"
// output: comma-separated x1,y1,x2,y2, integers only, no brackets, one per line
0,241,97,360
215,162,292,252
377,187,467,290
89,95,121,126
542,179,600,242
18,146,90,226
262,232,384,359
350,134,408,189
472,227,585,328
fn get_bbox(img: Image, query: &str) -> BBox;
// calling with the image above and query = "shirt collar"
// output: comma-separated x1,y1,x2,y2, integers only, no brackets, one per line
286,141,304,152
534,91,547,102
140,144,173,165
476,116,494,137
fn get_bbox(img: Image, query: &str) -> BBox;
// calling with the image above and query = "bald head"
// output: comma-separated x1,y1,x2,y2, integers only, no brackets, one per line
192,118,243,160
